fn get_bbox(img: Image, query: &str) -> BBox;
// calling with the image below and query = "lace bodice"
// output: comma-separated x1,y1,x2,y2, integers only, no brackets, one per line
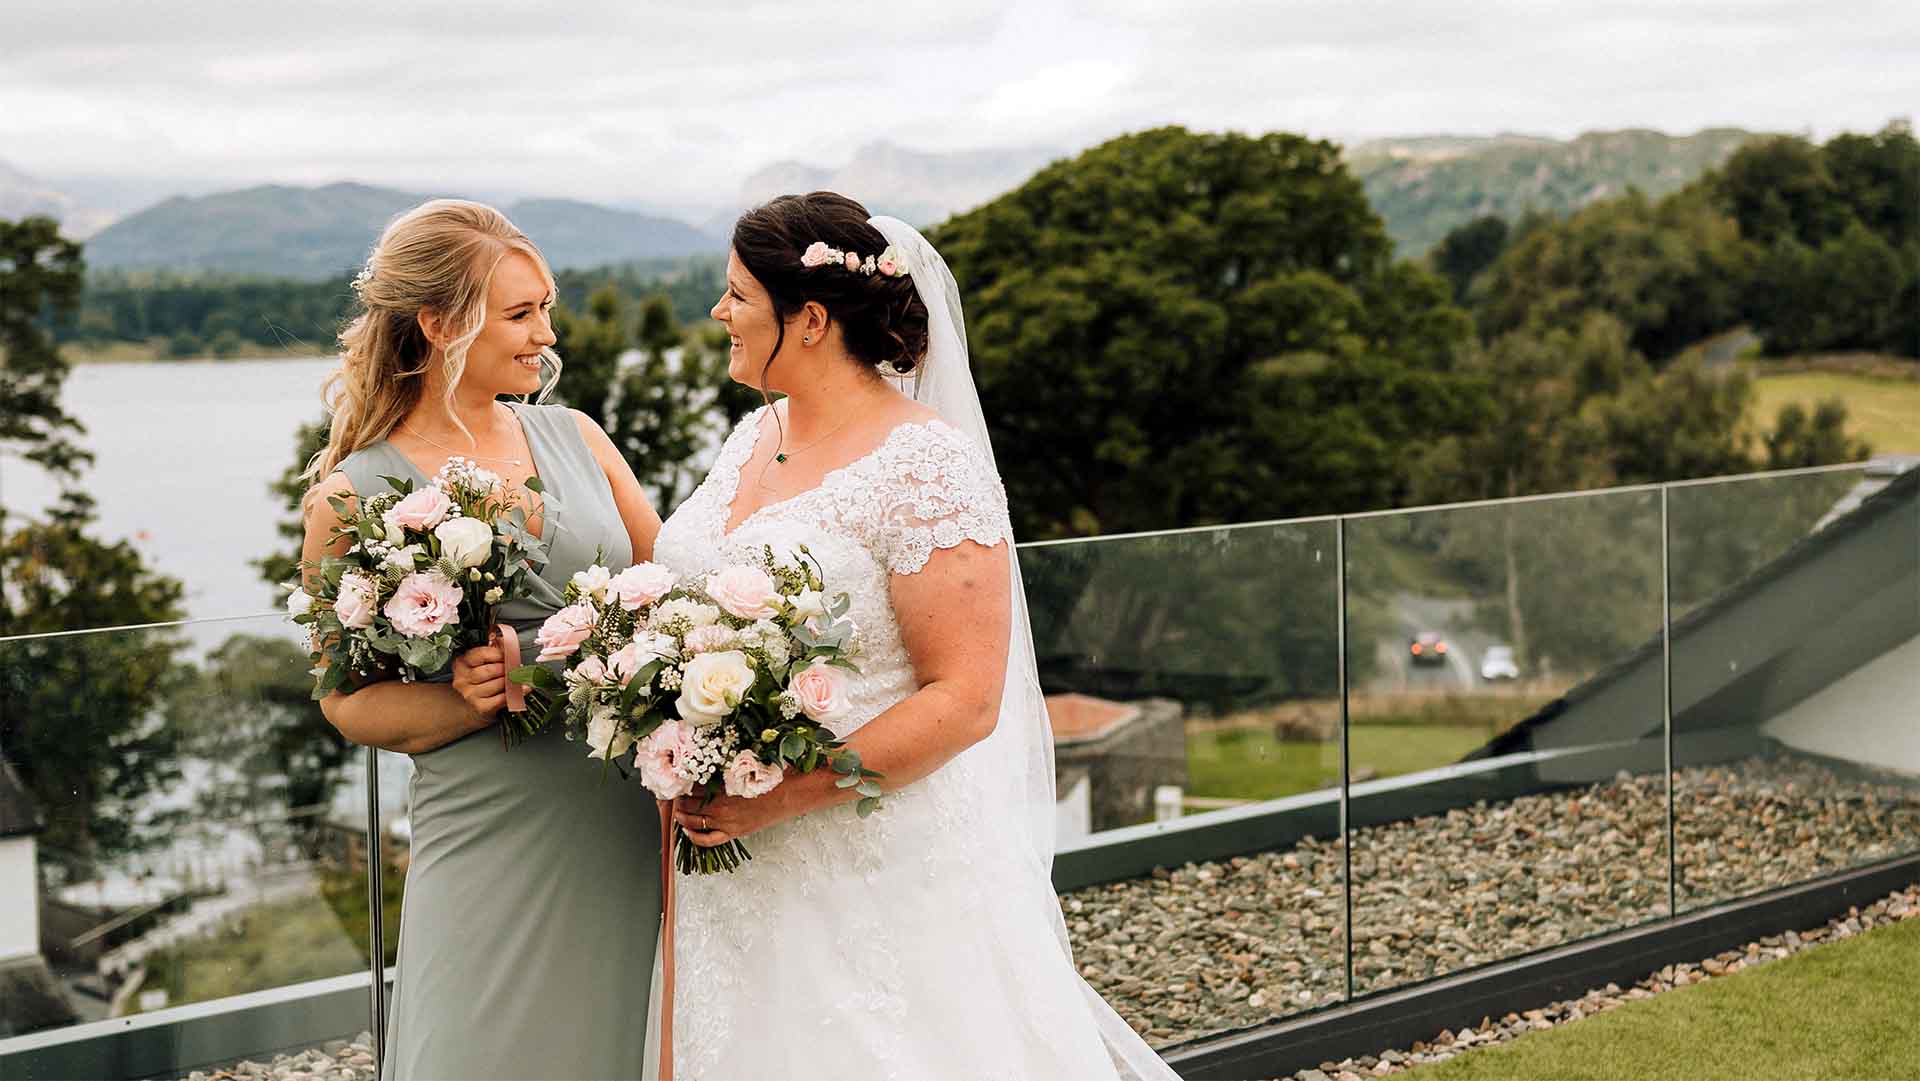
655,406,1013,738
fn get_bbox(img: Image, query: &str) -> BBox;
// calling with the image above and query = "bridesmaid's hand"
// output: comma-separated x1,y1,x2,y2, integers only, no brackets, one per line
673,786,793,848
450,641,508,720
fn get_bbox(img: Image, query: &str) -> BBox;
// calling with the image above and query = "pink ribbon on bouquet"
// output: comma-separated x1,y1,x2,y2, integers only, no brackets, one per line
492,623,528,713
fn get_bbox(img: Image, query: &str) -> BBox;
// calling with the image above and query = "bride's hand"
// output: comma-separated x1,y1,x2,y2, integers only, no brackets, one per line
450,641,508,719
673,787,791,847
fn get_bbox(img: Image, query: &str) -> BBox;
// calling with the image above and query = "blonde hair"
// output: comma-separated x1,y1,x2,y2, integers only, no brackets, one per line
303,198,561,487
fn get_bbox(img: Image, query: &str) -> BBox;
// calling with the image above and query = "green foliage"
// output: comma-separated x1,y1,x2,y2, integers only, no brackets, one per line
932,126,1483,540
165,633,354,834
1,216,89,479
1431,215,1509,302
0,216,188,878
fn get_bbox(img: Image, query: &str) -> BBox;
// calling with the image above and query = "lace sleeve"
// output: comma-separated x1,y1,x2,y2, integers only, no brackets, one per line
876,423,1014,576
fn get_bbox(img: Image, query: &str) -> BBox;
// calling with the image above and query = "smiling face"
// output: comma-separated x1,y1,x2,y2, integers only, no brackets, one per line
710,248,788,390
457,250,555,397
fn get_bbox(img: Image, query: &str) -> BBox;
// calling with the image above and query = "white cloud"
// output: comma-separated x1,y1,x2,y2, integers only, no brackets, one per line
3,0,1914,214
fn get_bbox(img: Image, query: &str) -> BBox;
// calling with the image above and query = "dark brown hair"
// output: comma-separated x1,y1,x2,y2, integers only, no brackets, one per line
730,192,929,380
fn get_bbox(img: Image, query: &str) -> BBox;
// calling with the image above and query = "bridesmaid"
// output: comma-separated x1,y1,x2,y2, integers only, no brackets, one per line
299,200,662,1080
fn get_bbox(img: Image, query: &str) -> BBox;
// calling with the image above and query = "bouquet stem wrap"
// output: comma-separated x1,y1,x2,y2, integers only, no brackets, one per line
657,798,676,1081
493,623,527,714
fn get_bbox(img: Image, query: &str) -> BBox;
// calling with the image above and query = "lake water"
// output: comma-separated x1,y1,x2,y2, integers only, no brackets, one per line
4,357,338,626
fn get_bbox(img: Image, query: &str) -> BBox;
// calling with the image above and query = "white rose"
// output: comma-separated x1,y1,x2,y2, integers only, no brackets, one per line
285,587,314,618
674,650,755,727
571,564,613,602
584,705,635,761
383,543,425,574
434,517,493,568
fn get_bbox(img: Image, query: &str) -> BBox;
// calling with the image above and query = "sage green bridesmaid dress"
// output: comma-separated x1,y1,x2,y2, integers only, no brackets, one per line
334,402,659,1081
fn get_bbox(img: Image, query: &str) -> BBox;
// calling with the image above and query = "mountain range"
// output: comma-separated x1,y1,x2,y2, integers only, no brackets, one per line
5,128,1768,276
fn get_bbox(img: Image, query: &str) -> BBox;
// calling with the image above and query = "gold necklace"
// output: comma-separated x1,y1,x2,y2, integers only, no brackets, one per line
400,414,527,467
773,413,859,465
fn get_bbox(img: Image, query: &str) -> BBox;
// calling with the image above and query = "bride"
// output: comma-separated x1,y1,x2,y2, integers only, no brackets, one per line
647,192,1179,1079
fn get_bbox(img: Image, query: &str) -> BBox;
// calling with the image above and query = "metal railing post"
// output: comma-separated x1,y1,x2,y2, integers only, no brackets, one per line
1336,516,1354,1002
362,746,386,1064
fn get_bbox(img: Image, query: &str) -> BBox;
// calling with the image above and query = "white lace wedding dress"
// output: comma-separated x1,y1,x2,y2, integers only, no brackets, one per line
650,406,1172,1080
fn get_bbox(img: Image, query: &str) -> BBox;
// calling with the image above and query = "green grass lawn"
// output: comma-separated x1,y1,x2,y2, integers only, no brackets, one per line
1407,916,1920,1080
1185,723,1493,802
1750,370,1920,456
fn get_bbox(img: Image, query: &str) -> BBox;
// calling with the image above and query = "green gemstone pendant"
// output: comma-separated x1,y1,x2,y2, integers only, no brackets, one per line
775,453,787,463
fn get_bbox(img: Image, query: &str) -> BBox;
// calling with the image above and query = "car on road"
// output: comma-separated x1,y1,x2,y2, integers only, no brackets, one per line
1480,644,1519,681
1408,631,1449,667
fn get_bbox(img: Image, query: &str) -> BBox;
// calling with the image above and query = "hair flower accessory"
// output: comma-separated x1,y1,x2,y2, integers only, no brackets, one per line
799,240,909,278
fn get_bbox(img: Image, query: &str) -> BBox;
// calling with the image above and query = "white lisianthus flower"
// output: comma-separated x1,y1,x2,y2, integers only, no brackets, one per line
482,586,504,605
285,587,314,618
675,650,755,727
632,630,680,665
584,705,634,761
722,750,784,798
650,597,721,630
434,517,494,569
570,564,613,602
788,590,828,623
334,572,379,630
383,543,426,574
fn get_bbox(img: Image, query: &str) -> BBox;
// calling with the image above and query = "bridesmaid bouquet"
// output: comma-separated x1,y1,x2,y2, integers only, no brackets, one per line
289,456,548,743
509,545,882,874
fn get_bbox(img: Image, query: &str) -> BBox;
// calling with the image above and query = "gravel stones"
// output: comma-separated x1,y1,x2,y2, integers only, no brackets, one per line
1060,753,1920,1050
181,1032,375,1081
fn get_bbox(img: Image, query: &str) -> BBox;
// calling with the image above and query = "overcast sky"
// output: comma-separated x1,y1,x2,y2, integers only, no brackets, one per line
6,0,1916,214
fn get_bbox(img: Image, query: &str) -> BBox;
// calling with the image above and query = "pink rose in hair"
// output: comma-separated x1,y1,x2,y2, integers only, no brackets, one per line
801,242,832,268
722,750,784,799
843,251,861,272
384,571,464,638
877,258,898,276
534,600,598,662
705,565,780,620
384,487,454,533
608,562,676,611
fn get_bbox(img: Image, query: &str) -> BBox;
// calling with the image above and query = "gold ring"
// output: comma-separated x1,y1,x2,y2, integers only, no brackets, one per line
701,815,710,831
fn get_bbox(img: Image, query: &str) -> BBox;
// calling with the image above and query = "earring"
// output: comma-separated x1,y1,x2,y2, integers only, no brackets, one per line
803,336,812,344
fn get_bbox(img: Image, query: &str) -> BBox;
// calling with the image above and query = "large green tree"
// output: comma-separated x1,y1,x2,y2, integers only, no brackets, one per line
931,126,1484,540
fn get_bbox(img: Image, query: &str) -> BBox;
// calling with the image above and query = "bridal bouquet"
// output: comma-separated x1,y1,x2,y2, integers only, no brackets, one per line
509,546,882,874
289,456,548,744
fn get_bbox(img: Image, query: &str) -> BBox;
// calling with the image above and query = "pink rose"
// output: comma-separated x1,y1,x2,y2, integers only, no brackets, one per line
334,572,379,631
384,487,454,533
608,562,676,611
722,750,784,799
800,242,832,268
636,720,695,800
787,660,849,722
606,640,651,686
843,251,861,272
384,571,464,639
534,600,598,662
877,258,898,276
705,565,779,620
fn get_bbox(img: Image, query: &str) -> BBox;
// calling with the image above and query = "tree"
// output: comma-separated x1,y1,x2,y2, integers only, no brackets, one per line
0,217,89,480
1431,215,1509,302
166,634,352,856
0,217,188,878
931,126,1483,539
1763,399,1871,469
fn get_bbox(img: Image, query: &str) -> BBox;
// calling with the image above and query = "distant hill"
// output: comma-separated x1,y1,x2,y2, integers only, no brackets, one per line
723,140,1064,230
83,182,718,279
0,159,116,238
1347,128,1764,255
